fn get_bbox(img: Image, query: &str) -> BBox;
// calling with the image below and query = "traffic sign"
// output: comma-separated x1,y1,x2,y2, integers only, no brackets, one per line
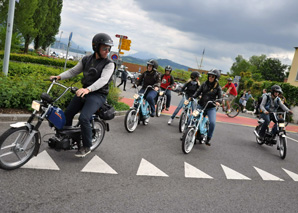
111,54,118,60
69,32,73,42
121,39,131,51
119,52,124,54
115,34,128,39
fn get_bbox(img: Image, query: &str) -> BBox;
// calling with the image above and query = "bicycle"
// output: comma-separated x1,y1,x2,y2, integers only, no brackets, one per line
216,95,240,118
156,86,171,117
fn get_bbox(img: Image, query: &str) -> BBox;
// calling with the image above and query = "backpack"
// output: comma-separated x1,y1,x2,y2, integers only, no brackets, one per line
254,94,270,115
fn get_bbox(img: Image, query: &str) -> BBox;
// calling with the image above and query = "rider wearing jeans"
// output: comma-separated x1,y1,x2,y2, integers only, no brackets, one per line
192,69,222,146
50,33,115,157
160,65,175,111
135,59,160,117
168,71,201,125
259,85,292,141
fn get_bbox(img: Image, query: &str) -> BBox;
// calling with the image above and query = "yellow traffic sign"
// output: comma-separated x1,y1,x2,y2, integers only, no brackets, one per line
121,39,131,51
119,52,124,54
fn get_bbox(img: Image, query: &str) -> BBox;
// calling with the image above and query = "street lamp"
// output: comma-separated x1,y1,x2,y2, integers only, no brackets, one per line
59,31,63,49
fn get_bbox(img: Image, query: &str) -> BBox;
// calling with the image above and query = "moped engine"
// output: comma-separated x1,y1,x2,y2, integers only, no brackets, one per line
48,135,71,150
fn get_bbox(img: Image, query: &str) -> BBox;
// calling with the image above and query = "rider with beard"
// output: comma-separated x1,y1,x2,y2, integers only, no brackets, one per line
258,85,292,141
160,65,175,111
192,69,222,146
50,33,115,157
135,59,161,117
168,71,201,125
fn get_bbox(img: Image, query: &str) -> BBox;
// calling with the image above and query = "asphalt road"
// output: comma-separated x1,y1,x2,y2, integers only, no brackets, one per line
1,81,298,212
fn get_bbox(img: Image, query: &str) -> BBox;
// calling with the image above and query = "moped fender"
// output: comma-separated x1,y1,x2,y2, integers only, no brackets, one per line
33,131,42,156
10,122,28,128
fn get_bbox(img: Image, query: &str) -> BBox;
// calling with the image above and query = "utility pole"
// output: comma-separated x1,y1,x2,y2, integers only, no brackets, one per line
2,0,17,76
199,48,205,69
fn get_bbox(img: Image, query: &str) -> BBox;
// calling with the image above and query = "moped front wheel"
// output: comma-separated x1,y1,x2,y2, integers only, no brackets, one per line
278,135,287,159
179,111,187,133
91,119,106,151
182,127,196,154
124,109,139,133
156,99,163,117
0,127,39,170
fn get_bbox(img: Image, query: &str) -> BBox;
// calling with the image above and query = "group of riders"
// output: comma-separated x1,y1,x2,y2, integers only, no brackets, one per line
50,32,293,157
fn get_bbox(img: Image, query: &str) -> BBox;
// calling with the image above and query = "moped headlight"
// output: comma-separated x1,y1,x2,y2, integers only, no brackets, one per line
279,123,285,128
192,110,199,117
184,100,189,105
31,100,41,111
159,91,164,96
133,94,139,99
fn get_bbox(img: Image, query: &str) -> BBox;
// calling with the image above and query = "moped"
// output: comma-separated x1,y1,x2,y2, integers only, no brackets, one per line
254,111,289,159
181,101,216,154
0,79,112,170
156,86,171,117
124,85,152,133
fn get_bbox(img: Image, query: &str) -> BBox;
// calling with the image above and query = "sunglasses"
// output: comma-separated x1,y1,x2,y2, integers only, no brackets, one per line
101,47,111,52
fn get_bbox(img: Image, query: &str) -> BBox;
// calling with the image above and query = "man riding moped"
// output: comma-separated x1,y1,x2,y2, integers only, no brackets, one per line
258,85,292,142
50,33,115,157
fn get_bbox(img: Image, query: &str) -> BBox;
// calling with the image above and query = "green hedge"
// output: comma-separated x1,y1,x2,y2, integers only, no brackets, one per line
0,60,129,111
0,51,78,68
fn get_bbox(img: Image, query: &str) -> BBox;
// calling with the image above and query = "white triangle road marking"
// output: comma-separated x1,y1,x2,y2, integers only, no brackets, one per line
136,158,168,177
185,162,213,179
21,150,60,170
221,164,251,180
254,167,284,181
81,155,118,174
282,168,298,181
184,162,213,179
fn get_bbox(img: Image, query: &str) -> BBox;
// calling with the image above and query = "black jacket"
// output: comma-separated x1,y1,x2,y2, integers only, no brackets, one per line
137,70,160,89
193,80,222,108
181,81,200,97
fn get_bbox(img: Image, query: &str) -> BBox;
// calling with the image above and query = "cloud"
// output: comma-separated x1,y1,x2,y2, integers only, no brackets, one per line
59,0,298,73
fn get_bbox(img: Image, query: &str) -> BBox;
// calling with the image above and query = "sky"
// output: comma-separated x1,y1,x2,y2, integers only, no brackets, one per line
59,0,298,73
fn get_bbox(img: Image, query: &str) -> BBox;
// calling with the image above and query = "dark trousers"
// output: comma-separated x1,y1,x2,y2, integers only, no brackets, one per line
64,93,106,148
259,113,277,137
140,88,157,114
161,88,171,108
117,80,126,90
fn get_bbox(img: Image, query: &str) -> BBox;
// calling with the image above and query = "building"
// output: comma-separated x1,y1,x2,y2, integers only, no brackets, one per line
122,62,146,74
287,47,298,87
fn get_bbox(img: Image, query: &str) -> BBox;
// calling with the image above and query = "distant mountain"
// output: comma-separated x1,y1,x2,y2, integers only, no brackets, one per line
121,56,189,71
128,51,157,60
51,37,86,54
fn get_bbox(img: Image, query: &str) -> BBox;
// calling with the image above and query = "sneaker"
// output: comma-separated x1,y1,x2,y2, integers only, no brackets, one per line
165,108,169,111
168,118,173,125
75,147,91,158
123,89,126,91
150,112,155,117
205,137,211,146
227,109,231,114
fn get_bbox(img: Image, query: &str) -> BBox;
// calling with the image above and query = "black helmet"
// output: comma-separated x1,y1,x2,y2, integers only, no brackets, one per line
190,71,201,80
92,33,113,54
165,65,172,73
147,59,158,71
271,85,283,94
208,69,221,80
227,77,233,81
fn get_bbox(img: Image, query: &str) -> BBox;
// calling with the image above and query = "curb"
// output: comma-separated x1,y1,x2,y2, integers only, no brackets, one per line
0,111,128,122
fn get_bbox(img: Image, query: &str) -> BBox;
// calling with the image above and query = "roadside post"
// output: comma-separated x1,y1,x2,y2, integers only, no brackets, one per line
63,32,73,71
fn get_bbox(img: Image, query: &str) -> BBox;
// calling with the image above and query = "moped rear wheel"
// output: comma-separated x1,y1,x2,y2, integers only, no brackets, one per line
91,119,106,151
125,109,139,132
278,136,287,159
0,127,38,170
182,127,196,154
179,111,187,133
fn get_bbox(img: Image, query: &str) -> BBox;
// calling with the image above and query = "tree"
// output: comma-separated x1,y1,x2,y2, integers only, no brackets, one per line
0,25,23,51
230,55,250,76
259,58,288,82
33,0,49,50
14,0,39,53
35,0,63,50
